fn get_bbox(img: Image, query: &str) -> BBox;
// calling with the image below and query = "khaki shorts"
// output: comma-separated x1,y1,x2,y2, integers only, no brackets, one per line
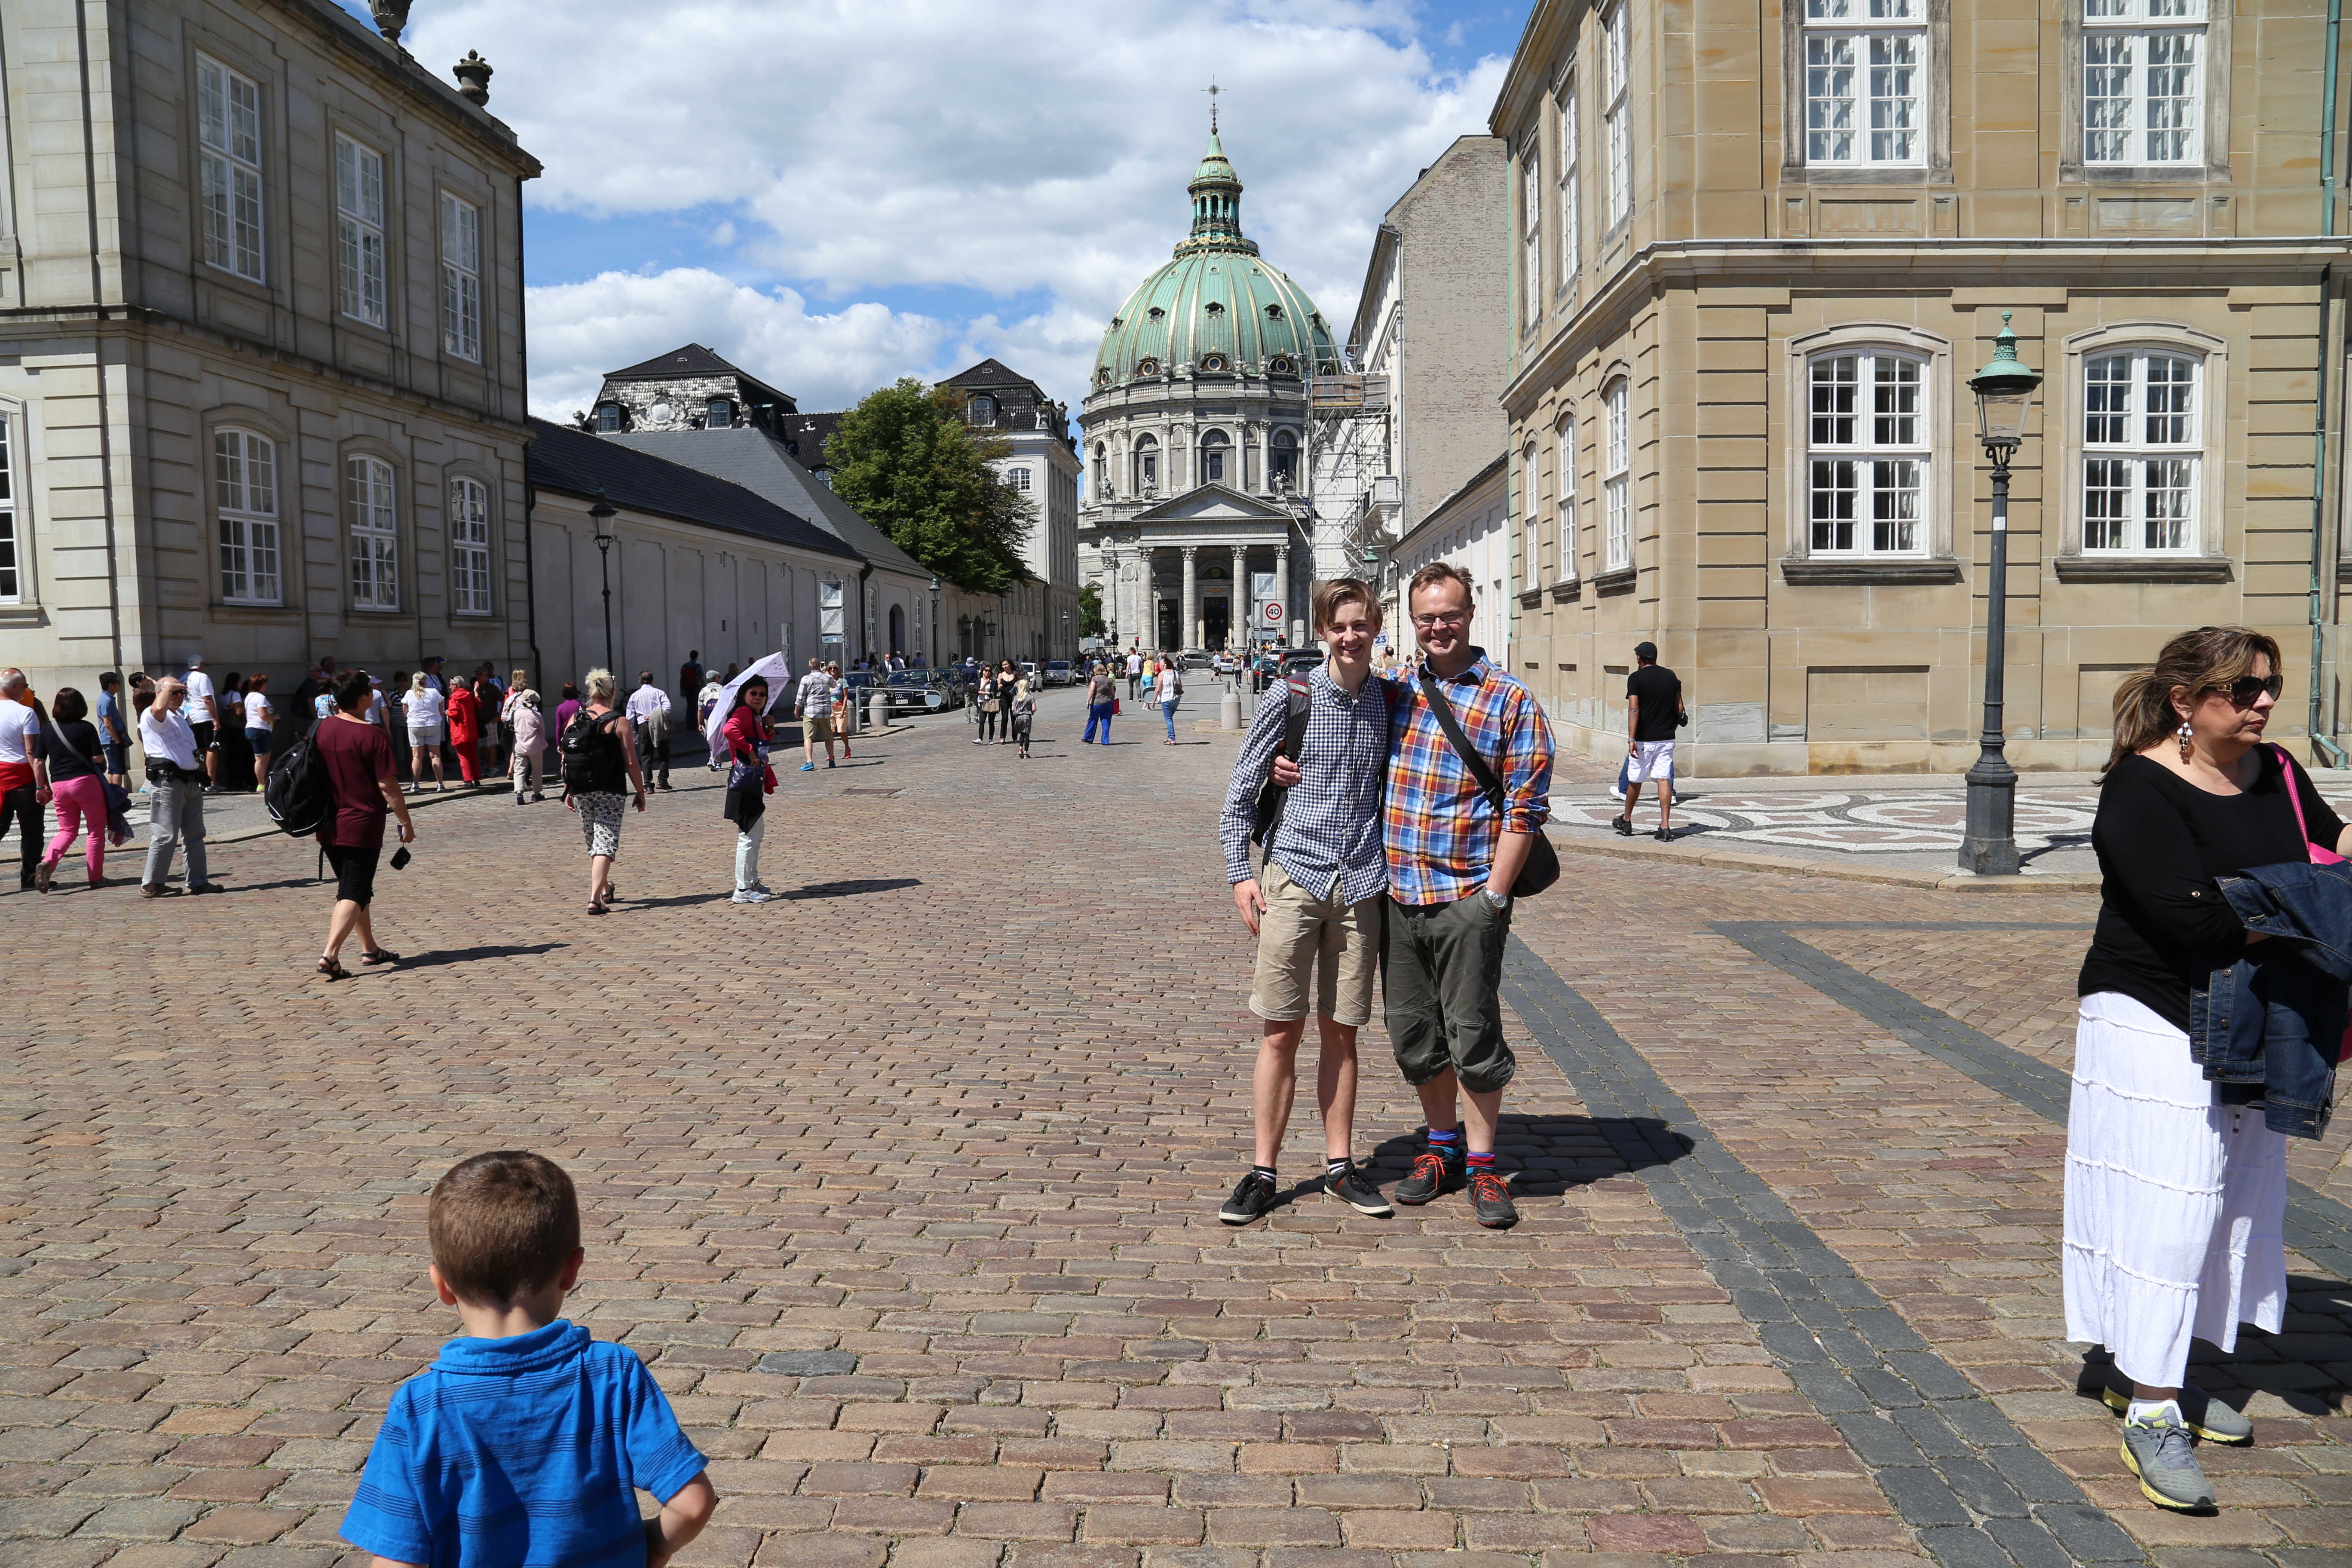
805,713,835,741
1249,859,1381,1027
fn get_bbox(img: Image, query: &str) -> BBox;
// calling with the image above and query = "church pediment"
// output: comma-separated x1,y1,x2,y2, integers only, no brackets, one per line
1130,483,1292,525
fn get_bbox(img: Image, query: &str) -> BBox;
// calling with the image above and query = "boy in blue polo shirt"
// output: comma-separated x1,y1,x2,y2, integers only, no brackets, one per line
341,1152,716,1568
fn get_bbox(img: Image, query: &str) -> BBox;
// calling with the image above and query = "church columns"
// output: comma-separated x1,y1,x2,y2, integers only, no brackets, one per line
1181,546,1199,652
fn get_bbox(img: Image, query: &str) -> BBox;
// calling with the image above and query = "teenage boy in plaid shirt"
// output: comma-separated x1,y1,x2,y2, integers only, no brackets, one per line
1271,562,1553,1226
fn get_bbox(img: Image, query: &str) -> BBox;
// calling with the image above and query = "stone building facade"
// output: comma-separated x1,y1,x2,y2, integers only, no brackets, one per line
1078,134,1345,653
0,0,539,693
943,358,1082,662
1337,135,1510,640
1494,0,2352,774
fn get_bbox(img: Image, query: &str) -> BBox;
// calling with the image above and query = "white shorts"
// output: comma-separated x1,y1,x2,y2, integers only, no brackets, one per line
1628,739,1675,783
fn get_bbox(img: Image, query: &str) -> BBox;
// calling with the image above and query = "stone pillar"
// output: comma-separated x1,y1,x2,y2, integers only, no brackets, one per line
1181,546,1199,652
1102,546,1120,644
1231,544,1247,647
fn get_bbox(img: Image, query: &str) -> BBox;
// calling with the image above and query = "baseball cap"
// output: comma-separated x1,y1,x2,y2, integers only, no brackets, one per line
1633,641,1657,660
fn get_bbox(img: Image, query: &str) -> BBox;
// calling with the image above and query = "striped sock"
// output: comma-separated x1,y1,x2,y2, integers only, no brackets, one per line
1465,1149,1497,1174
1426,1127,1461,1155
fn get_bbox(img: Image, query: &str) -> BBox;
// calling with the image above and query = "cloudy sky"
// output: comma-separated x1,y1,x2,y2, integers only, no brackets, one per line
343,0,1520,422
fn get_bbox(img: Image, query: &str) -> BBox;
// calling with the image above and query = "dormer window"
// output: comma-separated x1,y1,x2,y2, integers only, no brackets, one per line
1148,307,1165,320
1205,301,1224,315
707,398,732,429
1096,367,1111,388
1110,317,1124,329
1200,354,1229,373
1268,356,1294,376
595,404,622,432
1137,358,1160,377
968,395,996,425
1266,303,1283,320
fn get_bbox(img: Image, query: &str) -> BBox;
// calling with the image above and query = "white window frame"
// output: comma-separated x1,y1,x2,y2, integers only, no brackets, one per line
1010,466,1032,493
347,456,399,610
2081,0,2207,168
1557,86,1580,293
1803,349,1931,556
1800,0,1927,168
334,134,386,327
1603,379,1630,570
1521,443,1543,582
449,476,493,615
214,429,281,605
1521,147,1542,329
197,55,264,282
0,410,20,603
440,192,482,361
2074,339,2207,556
1603,6,1631,229
1556,419,1578,578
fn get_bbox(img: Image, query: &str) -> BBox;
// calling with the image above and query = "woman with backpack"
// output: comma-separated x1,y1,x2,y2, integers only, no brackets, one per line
561,668,648,916
312,668,414,979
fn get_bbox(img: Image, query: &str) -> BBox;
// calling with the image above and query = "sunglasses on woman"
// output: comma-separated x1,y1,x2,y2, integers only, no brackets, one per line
2215,673,2284,708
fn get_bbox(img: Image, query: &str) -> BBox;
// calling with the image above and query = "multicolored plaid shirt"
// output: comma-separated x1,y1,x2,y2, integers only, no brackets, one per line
1382,652,1553,906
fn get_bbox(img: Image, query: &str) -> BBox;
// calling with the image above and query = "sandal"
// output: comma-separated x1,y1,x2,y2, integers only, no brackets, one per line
316,956,350,980
359,949,401,966
588,902,608,916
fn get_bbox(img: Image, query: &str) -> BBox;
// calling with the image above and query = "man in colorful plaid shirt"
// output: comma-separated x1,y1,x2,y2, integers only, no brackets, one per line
1275,561,1553,1226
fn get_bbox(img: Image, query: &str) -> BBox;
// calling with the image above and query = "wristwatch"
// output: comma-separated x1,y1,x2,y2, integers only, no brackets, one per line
1483,888,1512,911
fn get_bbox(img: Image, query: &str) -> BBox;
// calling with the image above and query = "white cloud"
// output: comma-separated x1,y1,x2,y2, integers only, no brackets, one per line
391,1,1509,415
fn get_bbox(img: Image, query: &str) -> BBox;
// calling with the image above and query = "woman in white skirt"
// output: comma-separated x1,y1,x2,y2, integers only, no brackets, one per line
2070,624,2345,1511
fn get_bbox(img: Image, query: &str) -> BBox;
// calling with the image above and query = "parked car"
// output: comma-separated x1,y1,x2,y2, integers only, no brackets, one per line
1280,649,1323,679
1042,660,1075,687
1181,649,1213,670
882,669,962,712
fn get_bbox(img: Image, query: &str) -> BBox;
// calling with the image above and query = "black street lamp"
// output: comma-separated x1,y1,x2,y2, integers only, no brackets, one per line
1959,314,2043,876
589,488,617,674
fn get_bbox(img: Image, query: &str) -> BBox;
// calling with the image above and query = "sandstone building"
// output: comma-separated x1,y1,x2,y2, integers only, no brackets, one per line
1493,0,2352,773
0,0,539,693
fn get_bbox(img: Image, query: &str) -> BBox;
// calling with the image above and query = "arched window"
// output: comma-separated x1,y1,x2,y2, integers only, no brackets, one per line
1556,418,1577,573
595,404,622,432
2083,346,2200,553
449,476,492,614
968,395,996,425
707,398,733,429
1269,429,1298,490
889,603,906,657
347,455,398,609
214,429,279,605
1093,443,1109,497
1603,379,1631,570
1134,435,1159,492
1806,348,1926,555
1200,430,1230,484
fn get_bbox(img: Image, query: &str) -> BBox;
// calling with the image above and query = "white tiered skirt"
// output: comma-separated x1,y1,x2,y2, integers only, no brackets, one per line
2062,991,2288,1388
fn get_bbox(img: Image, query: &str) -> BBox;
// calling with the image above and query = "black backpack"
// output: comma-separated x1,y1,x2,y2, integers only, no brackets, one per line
560,708,622,794
265,720,332,837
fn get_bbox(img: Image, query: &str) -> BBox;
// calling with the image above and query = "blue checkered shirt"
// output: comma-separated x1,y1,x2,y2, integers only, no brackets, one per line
1219,664,1391,905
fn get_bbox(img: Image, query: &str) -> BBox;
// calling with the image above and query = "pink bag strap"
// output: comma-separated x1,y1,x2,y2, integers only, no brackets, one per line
2273,743,2346,864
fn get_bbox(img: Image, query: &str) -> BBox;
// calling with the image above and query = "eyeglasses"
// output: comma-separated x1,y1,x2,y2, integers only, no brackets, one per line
1411,612,1468,631
2217,673,2285,708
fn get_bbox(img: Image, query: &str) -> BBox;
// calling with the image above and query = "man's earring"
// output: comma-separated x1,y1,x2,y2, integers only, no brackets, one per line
2178,720,2195,763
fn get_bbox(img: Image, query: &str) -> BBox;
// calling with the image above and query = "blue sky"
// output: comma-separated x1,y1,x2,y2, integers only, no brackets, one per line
344,1,1522,419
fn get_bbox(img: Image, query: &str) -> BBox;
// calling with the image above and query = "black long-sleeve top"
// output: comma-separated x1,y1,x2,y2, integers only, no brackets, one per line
2079,748,2345,1031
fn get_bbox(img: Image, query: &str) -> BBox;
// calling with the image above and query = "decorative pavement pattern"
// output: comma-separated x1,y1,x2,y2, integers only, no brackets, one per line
0,690,2346,1568
1548,792,2102,860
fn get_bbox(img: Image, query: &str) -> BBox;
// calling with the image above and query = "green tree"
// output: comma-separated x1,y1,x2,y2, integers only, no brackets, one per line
825,379,1033,594
1078,582,1106,638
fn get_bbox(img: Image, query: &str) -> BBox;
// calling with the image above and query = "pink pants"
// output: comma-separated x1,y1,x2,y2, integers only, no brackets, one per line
42,774,107,881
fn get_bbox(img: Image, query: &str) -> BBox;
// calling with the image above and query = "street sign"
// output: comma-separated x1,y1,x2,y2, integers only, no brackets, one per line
1261,600,1283,625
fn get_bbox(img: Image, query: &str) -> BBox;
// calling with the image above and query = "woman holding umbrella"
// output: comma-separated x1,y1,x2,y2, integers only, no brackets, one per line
722,675,778,903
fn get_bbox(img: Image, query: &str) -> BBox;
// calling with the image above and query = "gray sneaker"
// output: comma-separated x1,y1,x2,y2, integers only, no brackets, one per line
2121,1407,2216,1512
2100,1368,2253,1445
731,888,772,904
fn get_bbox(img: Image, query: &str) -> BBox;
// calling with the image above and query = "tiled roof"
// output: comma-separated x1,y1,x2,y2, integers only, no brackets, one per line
777,413,844,467
603,343,742,380
526,419,860,562
599,427,934,582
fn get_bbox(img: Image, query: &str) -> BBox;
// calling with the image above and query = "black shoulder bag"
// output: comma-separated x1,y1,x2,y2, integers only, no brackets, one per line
1249,677,1314,851
1417,670,1560,898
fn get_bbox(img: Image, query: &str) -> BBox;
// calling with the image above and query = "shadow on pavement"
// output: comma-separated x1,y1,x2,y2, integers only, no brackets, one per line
2069,1276,2352,1418
779,877,923,900
1362,1112,1696,1195
372,941,567,972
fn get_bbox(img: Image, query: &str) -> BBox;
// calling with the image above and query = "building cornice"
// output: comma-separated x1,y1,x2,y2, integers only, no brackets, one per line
1348,224,1403,359
1490,0,1574,137
0,304,532,439
1500,235,2352,417
269,0,543,177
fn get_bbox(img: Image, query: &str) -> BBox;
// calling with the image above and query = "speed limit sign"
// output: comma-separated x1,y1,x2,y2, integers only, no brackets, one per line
1261,600,1283,625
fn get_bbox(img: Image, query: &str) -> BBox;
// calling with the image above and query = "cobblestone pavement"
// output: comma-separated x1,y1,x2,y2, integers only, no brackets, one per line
2,687,2346,1568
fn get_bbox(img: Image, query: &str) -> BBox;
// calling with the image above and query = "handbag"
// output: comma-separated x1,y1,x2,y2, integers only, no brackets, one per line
2272,743,2352,1063
1418,670,1561,898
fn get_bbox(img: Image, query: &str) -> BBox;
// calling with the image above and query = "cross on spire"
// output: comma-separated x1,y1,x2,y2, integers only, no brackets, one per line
1204,79,1220,135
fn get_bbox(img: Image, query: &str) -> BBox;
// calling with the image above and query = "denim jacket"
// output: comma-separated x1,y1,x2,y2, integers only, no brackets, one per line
2193,859,2352,1139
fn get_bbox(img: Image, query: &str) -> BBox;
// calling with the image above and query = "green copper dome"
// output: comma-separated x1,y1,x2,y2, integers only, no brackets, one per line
1092,136,1339,393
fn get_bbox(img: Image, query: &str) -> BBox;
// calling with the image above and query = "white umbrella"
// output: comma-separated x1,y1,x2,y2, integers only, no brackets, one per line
704,652,796,748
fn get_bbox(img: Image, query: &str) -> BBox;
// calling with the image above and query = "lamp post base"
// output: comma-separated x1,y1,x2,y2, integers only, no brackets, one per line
1957,752,2021,876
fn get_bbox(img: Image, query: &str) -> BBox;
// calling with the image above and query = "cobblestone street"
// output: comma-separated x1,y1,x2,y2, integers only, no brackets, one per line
3,687,2348,1568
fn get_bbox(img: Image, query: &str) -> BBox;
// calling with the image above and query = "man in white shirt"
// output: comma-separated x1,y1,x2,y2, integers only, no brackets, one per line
1126,649,1144,702
796,658,838,772
183,654,221,793
0,668,53,893
625,672,674,792
138,677,218,897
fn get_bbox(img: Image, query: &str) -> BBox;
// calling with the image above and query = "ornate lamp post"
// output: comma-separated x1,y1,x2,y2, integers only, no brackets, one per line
589,489,617,674
1959,314,2043,876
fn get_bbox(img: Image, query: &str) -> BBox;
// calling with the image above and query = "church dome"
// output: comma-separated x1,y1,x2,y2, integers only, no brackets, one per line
1092,135,1340,393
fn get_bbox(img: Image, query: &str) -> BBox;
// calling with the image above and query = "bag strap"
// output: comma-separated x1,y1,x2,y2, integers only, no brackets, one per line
1279,677,1311,766
43,717,96,770
1418,668,1508,818
2274,742,2321,847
